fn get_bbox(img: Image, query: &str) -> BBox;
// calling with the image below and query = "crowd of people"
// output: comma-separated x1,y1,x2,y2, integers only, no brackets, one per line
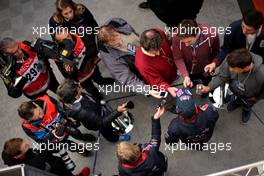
0,0,263,175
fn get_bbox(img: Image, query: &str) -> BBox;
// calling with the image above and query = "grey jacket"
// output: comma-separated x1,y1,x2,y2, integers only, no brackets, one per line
209,53,264,98
98,18,149,94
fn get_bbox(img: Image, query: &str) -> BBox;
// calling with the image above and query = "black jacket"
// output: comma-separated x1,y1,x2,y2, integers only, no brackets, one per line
217,19,264,63
66,93,122,131
148,0,204,27
49,4,98,58
118,117,167,176
166,104,219,145
2,149,72,176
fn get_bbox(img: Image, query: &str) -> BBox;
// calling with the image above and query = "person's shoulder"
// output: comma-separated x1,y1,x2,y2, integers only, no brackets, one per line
135,48,144,60
200,104,219,120
229,19,243,33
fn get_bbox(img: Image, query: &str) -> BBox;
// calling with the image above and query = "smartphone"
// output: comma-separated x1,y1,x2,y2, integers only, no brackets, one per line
159,91,168,98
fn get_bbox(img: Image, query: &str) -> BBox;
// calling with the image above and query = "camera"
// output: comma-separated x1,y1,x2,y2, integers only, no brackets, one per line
32,38,81,69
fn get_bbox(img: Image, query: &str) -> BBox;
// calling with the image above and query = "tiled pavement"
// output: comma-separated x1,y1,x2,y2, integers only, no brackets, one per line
0,0,263,175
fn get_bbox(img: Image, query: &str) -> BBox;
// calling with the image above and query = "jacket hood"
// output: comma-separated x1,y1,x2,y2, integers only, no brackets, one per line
104,17,135,35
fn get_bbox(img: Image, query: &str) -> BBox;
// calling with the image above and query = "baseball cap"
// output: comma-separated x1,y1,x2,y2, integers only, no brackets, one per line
175,88,196,117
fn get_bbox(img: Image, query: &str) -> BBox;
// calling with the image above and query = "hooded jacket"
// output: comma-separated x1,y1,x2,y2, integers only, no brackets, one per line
98,18,149,94
173,23,220,77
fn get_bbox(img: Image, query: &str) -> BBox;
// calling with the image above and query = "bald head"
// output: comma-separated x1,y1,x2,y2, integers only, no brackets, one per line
140,29,163,52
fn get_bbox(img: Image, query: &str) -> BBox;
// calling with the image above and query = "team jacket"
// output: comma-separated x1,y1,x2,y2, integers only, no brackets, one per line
56,34,100,82
7,42,50,98
118,118,167,176
166,104,219,145
22,95,67,143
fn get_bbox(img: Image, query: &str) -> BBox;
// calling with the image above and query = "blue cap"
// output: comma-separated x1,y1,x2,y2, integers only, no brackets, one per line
175,88,196,117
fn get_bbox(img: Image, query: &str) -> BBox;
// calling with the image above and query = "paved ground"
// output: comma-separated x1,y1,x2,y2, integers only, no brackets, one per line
0,0,263,175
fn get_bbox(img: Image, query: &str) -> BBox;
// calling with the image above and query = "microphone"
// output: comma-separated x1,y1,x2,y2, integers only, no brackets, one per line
124,101,134,109
158,99,167,108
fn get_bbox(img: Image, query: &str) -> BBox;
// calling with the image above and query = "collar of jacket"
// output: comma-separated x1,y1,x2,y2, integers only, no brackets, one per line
121,152,148,169
141,47,156,57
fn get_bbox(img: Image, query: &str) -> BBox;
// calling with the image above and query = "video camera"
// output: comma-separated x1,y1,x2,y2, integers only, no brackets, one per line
32,38,82,70
0,53,17,86
0,53,15,77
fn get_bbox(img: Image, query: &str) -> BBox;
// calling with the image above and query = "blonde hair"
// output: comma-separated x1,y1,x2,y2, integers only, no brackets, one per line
116,142,141,165
97,25,119,47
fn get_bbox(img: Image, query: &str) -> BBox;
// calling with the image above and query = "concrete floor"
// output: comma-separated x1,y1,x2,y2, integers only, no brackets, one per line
0,0,263,175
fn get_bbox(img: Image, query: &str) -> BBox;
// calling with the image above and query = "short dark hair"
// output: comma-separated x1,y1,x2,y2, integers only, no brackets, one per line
18,101,36,120
0,37,17,53
57,79,79,103
4,138,23,157
177,19,199,38
140,29,163,51
243,10,263,30
227,48,252,69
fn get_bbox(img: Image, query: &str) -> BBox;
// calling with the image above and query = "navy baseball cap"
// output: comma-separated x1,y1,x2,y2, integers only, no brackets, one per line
175,88,196,117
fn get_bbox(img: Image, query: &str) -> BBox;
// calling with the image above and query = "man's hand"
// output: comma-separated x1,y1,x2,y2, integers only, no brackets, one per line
200,85,210,93
117,103,128,113
183,76,193,88
154,107,165,119
149,90,162,99
204,62,216,73
63,63,74,73
167,87,178,97
52,130,64,142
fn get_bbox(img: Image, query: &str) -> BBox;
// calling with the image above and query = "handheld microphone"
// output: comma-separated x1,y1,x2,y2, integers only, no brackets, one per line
158,99,167,108
124,101,134,109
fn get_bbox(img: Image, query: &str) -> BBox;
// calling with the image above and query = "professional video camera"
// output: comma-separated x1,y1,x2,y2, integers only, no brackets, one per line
0,53,17,87
32,38,84,71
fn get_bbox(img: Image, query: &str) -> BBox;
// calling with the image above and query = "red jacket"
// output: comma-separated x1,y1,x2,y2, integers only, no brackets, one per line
135,29,178,91
16,42,50,97
172,23,220,77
